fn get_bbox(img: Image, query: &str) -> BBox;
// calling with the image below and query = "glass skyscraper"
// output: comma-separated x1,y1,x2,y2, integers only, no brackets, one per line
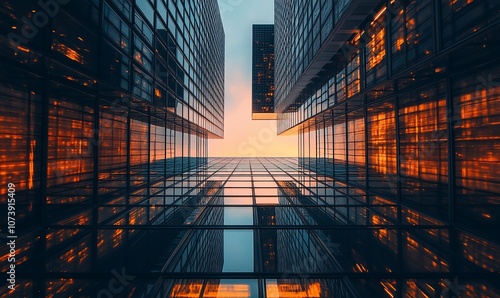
0,0,499,297
0,0,223,296
252,24,276,120
272,0,500,296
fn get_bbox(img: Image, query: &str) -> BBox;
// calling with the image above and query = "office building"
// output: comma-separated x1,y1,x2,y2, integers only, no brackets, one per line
0,0,223,296
273,0,500,296
0,0,498,297
252,24,276,120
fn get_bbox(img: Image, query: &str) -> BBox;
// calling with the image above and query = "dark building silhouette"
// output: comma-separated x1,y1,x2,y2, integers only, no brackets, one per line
257,206,278,272
252,24,276,120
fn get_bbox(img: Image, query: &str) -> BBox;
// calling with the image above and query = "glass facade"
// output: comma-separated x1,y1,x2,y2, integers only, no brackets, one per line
0,0,499,297
4,157,496,297
0,0,223,296
252,24,276,120
273,0,500,297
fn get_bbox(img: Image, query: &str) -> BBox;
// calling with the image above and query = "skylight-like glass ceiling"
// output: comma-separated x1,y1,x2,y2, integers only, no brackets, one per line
64,157,495,298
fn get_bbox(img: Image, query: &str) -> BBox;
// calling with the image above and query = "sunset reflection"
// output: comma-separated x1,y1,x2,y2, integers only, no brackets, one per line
0,0,498,297
266,281,321,298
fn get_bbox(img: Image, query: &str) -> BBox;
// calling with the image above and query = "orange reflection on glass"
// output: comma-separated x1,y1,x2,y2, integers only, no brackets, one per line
371,224,398,253
154,87,162,98
29,139,35,189
0,237,33,267
129,208,146,225
170,283,203,297
47,229,80,249
16,45,30,53
256,197,279,204
405,233,448,271
399,99,447,182
368,106,396,175
354,263,368,273
134,52,142,64
54,244,90,271
55,43,84,64
171,283,251,298
46,279,75,298
380,280,396,298
455,83,500,194
461,282,497,297
405,280,434,298
266,281,321,298
97,219,125,256
460,233,499,272
395,37,404,51
367,7,386,71
348,117,365,165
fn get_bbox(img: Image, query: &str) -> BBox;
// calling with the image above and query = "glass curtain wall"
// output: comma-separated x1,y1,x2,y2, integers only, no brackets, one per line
0,0,223,296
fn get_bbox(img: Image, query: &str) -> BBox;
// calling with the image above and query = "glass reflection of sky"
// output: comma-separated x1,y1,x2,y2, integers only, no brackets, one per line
224,207,253,225
223,230,254,272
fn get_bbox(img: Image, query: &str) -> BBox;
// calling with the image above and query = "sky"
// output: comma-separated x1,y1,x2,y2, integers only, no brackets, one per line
209,0,298,157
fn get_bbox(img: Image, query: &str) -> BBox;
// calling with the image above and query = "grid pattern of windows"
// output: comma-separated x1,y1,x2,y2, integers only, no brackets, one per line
159,158,496,297
276,0,498,134
453,68,500,229
280,2,500,290
1,145,499,297
252,25,276,119
398,84,448,219
274,0,336,112
0,0,222,296
367,100,397,196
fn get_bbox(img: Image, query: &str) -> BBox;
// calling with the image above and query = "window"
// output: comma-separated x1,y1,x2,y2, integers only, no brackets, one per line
365,7,387,87
52,12,98,71
133,67,153,101
134,36,153,72
333,117,347,165
47,85,95,202
109,0,132,20
391,5,405,73
99,101,128,195
453,68,500,230
102,41,129,90
135,13,153,44
336,69,346,103
441,0,498,47
367,99,397,196
347,53,360,98
103,3,130,53
136,0,154,25
406,0,433,65
129,113,149,186
0,77,43,195
398,83,448,219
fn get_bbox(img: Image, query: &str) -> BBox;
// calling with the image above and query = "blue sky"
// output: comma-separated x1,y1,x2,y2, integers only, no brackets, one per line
209,0,298,157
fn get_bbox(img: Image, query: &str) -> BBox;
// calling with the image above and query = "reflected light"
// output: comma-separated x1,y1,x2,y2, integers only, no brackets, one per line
171,283,251,298
55,43,84,64
29,139,35,189
16,45,30,53
266,282,321,298
380,280,396,298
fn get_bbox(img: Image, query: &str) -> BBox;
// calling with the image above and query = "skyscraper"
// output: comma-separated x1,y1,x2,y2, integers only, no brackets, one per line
0,0,223,296
252,24,276,120
0,1,498,297
273,0,500,296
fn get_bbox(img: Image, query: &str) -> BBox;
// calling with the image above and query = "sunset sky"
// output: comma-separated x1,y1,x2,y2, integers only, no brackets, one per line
209,0,298,157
